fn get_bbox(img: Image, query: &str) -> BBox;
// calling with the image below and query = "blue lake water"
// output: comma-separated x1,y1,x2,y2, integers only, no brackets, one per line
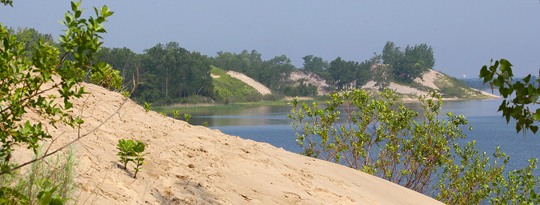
187,97,540,175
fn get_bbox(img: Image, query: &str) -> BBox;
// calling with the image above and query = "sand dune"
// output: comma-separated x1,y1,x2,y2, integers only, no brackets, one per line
14,82,443,204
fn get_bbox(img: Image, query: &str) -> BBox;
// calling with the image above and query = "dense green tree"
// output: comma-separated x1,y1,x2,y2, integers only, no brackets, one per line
211,50,295,90
355,60,372,88
381,41,435,83
177,51,214,97
329,57,355,89
263,55,295,89
301,55,334,84
382,41,402,66
121,42,213,104
328,57,372,90
302,55,329,73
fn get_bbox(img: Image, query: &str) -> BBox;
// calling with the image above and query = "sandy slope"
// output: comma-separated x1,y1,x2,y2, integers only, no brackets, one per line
289,70,332,95
362,69,501,99
226,71,272,95
13,82,444,204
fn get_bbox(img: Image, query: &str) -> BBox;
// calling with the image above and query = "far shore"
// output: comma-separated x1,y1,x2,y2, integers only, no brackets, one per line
152,92,501,112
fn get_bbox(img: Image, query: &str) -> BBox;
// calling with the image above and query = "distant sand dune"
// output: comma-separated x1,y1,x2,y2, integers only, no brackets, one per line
227,71,272,95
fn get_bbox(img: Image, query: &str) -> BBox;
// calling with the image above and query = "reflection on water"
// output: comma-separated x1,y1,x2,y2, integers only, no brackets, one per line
188,105,292,127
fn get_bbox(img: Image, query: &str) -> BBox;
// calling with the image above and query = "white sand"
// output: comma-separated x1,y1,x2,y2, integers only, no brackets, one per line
227,71,272,95
362,80,428,96
289,70,332,95
415,69,441,90
362,69,501,100
12,81,443,204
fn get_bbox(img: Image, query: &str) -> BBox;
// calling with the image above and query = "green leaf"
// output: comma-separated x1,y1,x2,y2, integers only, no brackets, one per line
65,101,73,110
523,74,532,83
531,126,538,134
479,66,489,78
50,198,64,205
533,110,540,121
71,1,77,12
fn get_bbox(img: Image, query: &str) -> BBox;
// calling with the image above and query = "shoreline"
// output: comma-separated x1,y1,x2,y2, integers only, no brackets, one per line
153,93,501,112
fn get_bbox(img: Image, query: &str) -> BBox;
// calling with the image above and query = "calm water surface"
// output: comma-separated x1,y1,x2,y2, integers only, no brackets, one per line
187,97,540,174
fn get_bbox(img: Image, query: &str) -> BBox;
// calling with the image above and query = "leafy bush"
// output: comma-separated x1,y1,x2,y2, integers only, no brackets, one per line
0,0,121,203
0,1,117,173
289,89,540,203
289,89,466,193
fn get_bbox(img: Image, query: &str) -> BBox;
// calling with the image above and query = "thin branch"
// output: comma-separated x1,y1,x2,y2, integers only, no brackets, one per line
0,84,137,176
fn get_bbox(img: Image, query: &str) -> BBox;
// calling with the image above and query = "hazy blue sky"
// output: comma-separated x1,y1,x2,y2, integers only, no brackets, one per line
1,1,539,78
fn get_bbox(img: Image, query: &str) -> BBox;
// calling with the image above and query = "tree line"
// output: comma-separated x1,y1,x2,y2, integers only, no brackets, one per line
10,27,437,104
302,41,436,90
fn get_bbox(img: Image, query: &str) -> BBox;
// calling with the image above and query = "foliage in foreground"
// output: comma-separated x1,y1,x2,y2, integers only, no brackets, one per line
480,59,540,134
0,145,77,204
1,0,122,203
288,89,540,204
0,1,118,173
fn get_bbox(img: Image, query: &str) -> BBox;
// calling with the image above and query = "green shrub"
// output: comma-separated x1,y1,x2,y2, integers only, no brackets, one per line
289,89,540,203
289,89,465,193
0,0,116,174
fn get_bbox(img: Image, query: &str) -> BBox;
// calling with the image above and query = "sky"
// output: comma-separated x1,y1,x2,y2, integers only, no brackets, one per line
1,1,540,78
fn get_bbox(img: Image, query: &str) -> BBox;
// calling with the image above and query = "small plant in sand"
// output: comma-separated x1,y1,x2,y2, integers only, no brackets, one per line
144,102,151,113
116,139,148,178
184,113,191,122
131,141,147,178
121,91,130,98
116,139,135,169
159,112,167,117
203,121,208,127
172,110,180,119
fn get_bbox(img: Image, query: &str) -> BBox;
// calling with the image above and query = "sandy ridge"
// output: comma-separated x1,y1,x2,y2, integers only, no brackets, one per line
14,81,443,204
226,71,272,95
289,70,332,95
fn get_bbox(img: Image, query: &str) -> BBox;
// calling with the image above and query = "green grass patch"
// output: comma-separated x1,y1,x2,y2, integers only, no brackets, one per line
210,66,264,103
434,73,484,98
